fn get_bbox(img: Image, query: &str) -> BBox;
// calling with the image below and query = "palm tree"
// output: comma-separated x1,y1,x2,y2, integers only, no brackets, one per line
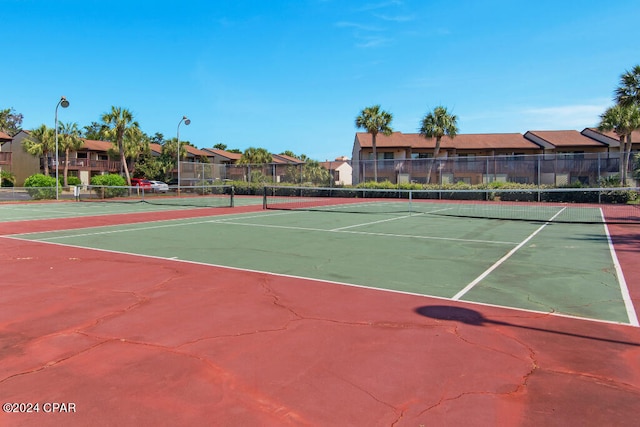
302,159,330,185
101,106,139,185
613,65,640,184
58,122,84,186
355,105,393,182
419,106,458,184
22,124,54,176
123,126,150,173
598,103,640,185
162,137,190,166
615,65,640,107
238,147,272,165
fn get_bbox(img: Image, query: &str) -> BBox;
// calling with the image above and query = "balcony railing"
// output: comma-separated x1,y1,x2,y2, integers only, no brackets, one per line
0,152,11,165
42,158,121,172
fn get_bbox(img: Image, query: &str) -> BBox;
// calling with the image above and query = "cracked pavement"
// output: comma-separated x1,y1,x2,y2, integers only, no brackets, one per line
1,236,640,426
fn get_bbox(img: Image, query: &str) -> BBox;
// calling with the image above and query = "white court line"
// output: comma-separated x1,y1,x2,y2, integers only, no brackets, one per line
14,210,302,240
23,209,519,246
452,207,567,301
210,220,518,245
601,208,639,326
330,213,420,231
328,206,459,232
2,234,636,327
0,203,209,223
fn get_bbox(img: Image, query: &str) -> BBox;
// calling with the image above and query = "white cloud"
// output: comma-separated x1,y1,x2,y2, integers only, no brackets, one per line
334,21,381,32
520,101,611,129
373,13,414,22
463,100,612,133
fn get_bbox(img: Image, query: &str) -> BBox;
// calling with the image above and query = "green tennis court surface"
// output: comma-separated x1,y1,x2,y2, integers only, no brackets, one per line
0,196,262,222
8,204,636,325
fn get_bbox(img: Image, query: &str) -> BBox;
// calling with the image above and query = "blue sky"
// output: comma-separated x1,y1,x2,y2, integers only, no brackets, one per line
4,0,640,161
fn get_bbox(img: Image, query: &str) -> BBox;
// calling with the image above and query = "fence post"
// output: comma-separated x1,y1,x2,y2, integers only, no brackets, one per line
537,154,540,188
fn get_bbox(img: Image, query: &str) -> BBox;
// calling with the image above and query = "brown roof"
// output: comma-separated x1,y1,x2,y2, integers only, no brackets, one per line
80,139,113,151
0,131,12,140
203,148,243,161
584,128,640,143
355,131,537,150
149,143,162,154
320,160,349,169
184,145,211,157
273,153,305,163
525,130,607,147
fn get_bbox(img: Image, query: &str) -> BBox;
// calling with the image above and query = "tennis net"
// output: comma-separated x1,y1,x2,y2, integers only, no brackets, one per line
78,185,234,208
263,185,640,224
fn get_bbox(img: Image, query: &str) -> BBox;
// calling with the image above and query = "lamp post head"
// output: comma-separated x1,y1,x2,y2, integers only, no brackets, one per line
60,96,69,108
182,116,191,126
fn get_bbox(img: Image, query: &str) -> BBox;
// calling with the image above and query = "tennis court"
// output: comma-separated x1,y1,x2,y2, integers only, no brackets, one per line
5,191,637,325
1,188,639,425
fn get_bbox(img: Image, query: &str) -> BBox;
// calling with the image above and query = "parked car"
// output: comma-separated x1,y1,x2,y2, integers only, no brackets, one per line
149,180,169,193
130,178,152,189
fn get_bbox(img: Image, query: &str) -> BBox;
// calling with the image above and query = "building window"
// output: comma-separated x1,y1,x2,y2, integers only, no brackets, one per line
457,154,475,162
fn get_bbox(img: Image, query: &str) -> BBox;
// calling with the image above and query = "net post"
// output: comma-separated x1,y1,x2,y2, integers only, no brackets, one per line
409,190,413,215
262,186,268,209
230,185,235,208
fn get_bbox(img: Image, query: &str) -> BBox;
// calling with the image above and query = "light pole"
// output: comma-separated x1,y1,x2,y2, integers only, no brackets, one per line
55,96,69,200
176,115,190,194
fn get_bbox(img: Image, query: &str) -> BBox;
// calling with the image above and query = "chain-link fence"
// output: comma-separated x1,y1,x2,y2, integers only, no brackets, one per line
352,152,639,186
173,152,639,188
177,162,335,187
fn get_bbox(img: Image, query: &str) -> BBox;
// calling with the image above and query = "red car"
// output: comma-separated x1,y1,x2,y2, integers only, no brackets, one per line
130,178,152,189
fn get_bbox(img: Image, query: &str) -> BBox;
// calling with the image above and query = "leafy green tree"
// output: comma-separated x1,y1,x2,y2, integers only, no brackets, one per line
213,143,227,150
123,126,150,174
58,122,84,186
22,124,54,176
615,65,640,107
355,105,393,182
82,122,107,140
238,147,272,165
0,108,23,135
302,159,330,185
612,65,640,185
162,137,192,163
598,103,640,185
419,106,459,184
101,106,139,185
150,132,165,145
133,151,163,180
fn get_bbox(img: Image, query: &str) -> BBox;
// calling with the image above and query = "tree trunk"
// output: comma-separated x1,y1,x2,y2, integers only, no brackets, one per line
63,147,70,186
122,149,131,186
623,134,633,186
425,138,442,184
372,133,378,182
617,136,625,185
117,131,131,186
43,150,50,176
